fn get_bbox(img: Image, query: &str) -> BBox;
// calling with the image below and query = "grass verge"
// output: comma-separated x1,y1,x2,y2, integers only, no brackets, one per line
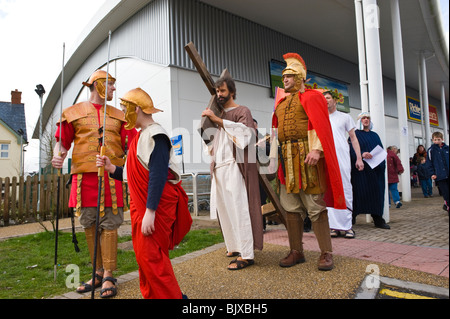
0,228,223,299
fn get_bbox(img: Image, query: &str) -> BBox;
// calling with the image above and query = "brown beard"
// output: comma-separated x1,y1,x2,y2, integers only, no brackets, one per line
217,93,231,106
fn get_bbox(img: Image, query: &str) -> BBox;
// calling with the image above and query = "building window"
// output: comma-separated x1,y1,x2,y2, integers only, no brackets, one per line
414,137,424,149
1,144,9,158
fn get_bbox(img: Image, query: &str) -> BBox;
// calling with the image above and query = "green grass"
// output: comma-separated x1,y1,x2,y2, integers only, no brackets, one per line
0,228,223,299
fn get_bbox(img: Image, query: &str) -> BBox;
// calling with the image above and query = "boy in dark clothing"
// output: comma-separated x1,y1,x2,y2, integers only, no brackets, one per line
416,157,433,198
427,132,449,212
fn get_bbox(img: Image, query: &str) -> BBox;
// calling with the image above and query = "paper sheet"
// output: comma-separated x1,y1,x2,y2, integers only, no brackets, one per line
363,145,387,169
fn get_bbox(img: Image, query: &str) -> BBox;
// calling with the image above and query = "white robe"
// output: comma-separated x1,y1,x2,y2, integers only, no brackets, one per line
327,111,355,231
208,111,255,259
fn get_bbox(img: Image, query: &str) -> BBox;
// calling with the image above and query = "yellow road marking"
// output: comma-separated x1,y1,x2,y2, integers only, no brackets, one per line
379,289,436,299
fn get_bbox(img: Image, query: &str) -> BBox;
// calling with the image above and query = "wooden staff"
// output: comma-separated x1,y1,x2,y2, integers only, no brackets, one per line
91,30,112,299
54,43,65,282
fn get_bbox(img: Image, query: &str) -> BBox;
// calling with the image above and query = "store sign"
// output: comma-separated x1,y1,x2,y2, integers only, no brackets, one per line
170,135,183,155
407,96,439,126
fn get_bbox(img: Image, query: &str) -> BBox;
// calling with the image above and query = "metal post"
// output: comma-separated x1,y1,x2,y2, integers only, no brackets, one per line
35,84,45,209
418,59,425,145
390,0,411,202
420,51,432,149
441,83,449,142
192,173,199,216
39,95,42,178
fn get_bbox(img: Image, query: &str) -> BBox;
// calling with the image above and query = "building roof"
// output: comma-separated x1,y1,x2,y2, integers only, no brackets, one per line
33,0,449,138
0,102,28,143
200,0,449,97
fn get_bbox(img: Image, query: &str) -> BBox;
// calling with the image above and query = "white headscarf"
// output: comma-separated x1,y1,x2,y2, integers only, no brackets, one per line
357,112,374,130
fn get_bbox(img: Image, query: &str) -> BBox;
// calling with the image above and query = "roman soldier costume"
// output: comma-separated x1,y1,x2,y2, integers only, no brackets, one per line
56,70,137,277
271,53,345,270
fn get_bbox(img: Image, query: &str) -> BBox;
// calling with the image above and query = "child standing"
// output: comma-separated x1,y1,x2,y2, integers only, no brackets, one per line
416,157,433,198
427,132,449,212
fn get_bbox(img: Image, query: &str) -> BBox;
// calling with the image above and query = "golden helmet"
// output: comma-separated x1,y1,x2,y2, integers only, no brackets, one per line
82,70,116,87
120,88,162,130
120,88,162,114
282,53,307,80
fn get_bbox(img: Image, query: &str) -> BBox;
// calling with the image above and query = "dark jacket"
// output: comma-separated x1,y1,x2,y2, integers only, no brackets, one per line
416,162,433,180
427,143,449,181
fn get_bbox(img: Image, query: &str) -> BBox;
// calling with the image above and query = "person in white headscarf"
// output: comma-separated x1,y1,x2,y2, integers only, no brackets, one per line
350,112,390,229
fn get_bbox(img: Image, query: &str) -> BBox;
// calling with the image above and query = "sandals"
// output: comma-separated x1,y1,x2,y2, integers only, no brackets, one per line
344,229,355,239
76,273,103,293
331,229,356,239
226,251,240,257
100,277,117,298
228,258,254,271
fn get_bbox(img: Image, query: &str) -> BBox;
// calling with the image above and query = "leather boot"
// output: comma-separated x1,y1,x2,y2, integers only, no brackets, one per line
318,252,333,271
285,212,304,252
312,211,334,271
279,249,306,267
279,212,306,267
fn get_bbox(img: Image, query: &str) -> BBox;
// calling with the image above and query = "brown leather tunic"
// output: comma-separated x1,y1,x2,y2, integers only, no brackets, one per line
275,94,326,194
62,101,125,174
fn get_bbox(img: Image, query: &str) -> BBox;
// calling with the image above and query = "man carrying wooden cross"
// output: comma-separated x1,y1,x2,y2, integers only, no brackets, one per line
201,76,264,270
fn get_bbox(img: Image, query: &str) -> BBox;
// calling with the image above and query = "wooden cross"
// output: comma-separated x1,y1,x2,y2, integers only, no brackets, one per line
184,42,229,146
184,42,287,226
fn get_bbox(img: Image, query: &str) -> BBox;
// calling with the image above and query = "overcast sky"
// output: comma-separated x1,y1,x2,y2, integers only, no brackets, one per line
0,0,448,173
0,0,105,172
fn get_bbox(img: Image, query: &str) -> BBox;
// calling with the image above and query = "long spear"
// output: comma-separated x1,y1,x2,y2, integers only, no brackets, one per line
91,30,112,299
54,42,65,281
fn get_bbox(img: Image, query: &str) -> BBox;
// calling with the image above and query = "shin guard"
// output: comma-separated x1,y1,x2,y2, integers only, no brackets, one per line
85,226,103,270
100,229,118,272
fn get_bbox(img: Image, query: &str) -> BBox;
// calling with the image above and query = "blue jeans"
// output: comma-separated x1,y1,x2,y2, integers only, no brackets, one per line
388,183,401,204
420,178,433,196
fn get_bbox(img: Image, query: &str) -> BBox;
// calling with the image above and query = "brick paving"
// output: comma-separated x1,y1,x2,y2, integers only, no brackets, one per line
263,187,449,277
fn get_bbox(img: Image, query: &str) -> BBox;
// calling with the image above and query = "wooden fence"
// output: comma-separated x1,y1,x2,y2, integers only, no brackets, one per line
1,173,210,226
0,174,71,226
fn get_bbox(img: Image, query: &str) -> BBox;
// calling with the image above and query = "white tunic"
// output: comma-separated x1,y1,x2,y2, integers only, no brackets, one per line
208,109,255,259
327,111,356,231
123,122,181,184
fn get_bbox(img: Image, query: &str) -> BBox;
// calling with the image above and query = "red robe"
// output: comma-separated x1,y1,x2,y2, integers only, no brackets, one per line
272,88,346,210
127,131,192,299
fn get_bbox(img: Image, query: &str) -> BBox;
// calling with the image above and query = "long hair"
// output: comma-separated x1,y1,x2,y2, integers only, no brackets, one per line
215,76,237,100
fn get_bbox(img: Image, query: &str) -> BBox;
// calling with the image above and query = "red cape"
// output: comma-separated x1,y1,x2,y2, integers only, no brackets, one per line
272,88,346,210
